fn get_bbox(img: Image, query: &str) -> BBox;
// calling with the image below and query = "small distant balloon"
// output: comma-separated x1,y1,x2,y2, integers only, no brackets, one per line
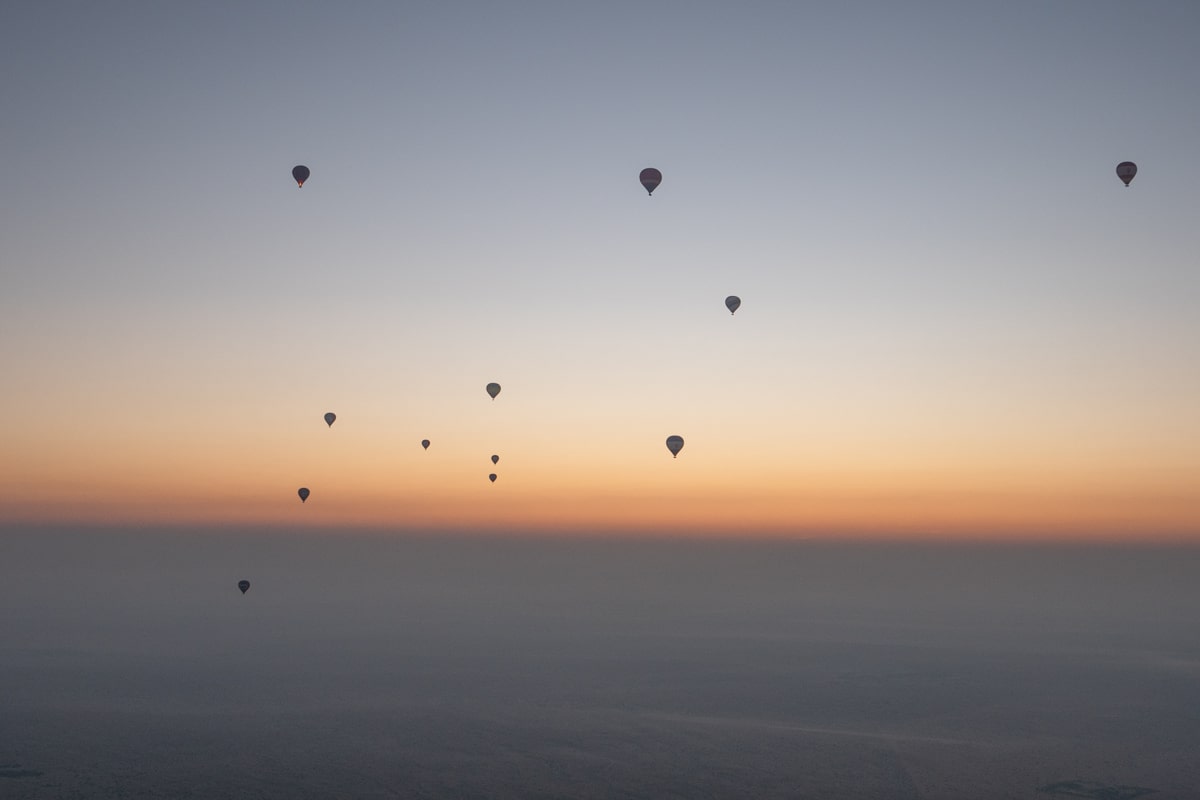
298,487,310,503
491,454,499,465
1116,161,1136,187
488,473,497,483
639,167,662,195
292,165,310,187
665,435,684,458
725,295,741,315
238,580,250,595
421,439,430,450
324,412,336,427
486,382,501,400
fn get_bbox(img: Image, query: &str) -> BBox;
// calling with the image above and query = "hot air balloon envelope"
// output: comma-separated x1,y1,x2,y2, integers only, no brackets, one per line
324,412,336,427
292,165,310,187
421,439,430,450
298,487,310,502
666,435,684,458
725,295,741,315
639,167,662,195
238,580,250,594
488,473,497,483
491,454,499,465
1116,161,1137,186
486,382,501,399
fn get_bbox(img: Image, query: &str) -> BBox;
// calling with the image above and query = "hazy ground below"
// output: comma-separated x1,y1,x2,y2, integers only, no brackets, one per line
2,528,1198,798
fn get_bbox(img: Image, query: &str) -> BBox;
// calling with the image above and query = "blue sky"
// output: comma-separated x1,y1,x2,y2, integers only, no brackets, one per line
2,2,1198,535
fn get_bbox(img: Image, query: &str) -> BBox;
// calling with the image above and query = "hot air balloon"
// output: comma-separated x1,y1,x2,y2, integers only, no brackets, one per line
639,167,662,195
298,487,310,503
665,435,684,458
491,454,499,465
238,580,250,595
486,382,501,400
421,439,430,450
488,473,497,483
725,296,741,315
292,165,310,187
324,412,336,427
1116,161,1137,187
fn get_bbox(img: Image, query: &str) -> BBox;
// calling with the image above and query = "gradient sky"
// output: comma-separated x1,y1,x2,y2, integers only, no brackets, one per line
2,1,1198,537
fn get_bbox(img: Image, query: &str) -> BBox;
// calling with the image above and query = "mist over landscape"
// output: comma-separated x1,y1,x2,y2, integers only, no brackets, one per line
3,528,1198,798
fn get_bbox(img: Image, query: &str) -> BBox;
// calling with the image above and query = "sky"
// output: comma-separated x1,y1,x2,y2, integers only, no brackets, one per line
2,1,1198,538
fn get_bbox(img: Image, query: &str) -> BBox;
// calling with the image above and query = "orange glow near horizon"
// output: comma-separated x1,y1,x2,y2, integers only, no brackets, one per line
3,263,1198,542
5,420,1197,539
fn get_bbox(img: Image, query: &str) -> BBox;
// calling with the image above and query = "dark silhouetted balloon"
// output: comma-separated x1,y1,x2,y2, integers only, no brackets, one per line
665,435,684,458
298,487,310,502
421,439,430,450
324,412,336,427
491,454,499,465
1116,161,1137,186
639,167,662,195
486,382,501,400
725,295,741,315
488,473,497,483
238,580,250,594
292,165,310,187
